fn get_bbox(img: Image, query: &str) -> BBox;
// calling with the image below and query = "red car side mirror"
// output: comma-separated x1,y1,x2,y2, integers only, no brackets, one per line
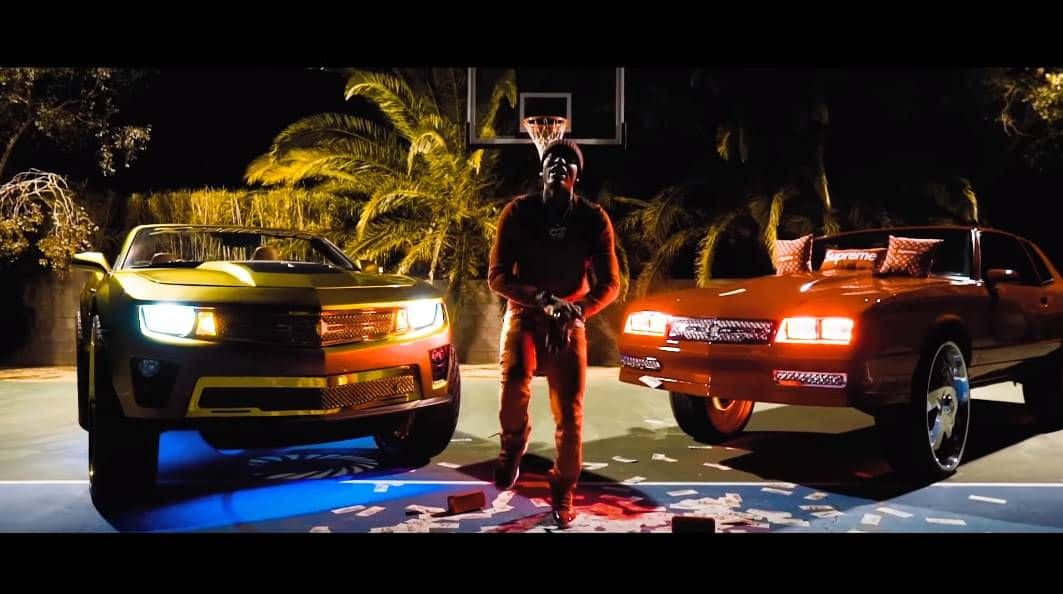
986,268,1019,285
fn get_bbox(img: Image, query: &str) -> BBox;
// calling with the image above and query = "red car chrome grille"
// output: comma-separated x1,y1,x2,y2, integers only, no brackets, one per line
667,318,775,344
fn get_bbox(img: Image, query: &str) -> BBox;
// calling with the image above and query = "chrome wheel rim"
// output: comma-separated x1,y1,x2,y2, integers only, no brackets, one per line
926,342,970,472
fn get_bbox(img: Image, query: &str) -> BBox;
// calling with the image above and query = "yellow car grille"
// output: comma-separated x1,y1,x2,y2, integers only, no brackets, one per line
214,309,397,347
198,372,418,412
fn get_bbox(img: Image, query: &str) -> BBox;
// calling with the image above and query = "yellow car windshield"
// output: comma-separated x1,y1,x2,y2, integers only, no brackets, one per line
121,227,354,270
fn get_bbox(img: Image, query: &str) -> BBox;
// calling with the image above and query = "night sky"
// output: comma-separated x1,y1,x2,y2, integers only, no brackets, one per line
113,68,350,193
90,68,997,192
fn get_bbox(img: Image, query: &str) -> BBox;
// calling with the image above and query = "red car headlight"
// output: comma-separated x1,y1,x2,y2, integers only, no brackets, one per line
775,317,853,345
624,311,671,336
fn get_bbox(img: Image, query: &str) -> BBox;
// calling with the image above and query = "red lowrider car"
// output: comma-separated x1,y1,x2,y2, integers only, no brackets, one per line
618,226,1063,480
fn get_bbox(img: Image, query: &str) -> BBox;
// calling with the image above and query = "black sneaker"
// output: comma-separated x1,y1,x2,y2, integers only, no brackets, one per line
494,456,520,490
494,443,529,490
549,477,577,528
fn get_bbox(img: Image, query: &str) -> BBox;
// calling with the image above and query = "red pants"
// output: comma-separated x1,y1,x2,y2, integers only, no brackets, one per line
498,309,587,490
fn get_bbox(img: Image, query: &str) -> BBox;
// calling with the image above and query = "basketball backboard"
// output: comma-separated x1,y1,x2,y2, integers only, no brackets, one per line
466,67,626,148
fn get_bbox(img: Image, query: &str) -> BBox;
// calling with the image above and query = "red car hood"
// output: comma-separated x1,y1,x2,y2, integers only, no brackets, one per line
631,272,971,320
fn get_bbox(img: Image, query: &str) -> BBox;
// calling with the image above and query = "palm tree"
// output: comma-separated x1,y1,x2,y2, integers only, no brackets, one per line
245,68,517,306
697,68,840,236
609,69,843,296
620,185,731,297
126,187,343,236
591,188,646,303
620,180,817,298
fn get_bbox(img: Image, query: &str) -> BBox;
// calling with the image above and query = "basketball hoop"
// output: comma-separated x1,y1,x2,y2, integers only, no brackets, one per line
522,115,568,159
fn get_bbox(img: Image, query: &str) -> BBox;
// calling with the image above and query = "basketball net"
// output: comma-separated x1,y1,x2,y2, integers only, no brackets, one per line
522,115,568,159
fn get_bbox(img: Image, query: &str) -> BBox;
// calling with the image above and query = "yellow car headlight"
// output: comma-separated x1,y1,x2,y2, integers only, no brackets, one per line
139,304,216,339
394,300,445,335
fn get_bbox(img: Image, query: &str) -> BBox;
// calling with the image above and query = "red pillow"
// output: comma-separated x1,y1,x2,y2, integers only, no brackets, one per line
821,248,886,271
877,235,942,277
773,234,812,275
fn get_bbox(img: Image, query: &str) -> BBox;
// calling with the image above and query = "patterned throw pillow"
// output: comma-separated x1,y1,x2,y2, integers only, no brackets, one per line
877,235,942,277
820,248,887,271
773,234,813,275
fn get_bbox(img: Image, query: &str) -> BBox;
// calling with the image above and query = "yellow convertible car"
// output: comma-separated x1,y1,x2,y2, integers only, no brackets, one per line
73,225,460,507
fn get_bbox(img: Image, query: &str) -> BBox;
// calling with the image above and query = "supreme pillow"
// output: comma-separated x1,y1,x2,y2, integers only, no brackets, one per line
820,248,886,271
876,235,942,277
773,234,813,275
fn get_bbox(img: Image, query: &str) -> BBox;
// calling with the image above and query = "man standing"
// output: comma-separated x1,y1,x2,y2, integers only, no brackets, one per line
487,140,620,528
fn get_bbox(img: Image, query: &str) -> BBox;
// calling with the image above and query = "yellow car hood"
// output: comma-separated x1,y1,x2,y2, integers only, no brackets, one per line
112,262,433,307
126,261,415,289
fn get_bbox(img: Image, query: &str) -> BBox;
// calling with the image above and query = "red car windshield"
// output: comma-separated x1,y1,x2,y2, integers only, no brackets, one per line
812,228,973,277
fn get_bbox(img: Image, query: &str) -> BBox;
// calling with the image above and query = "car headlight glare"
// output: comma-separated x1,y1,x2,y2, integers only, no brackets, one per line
407,300,442,330
139,304,197,337
139,304,216,339
775,316,853,345
395,300,444,335
624,311,671,336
